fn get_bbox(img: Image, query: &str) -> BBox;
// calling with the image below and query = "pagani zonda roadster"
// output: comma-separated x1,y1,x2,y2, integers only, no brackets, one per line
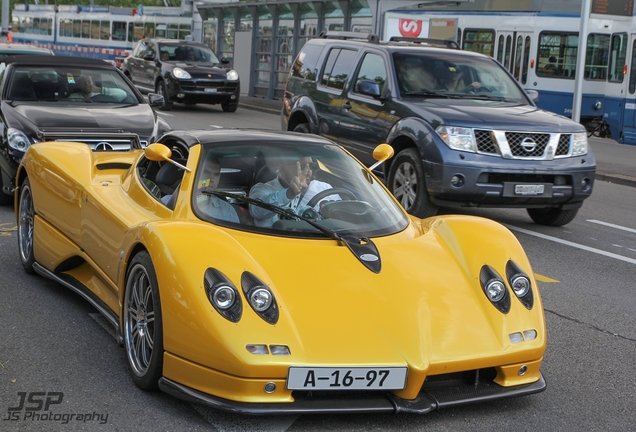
15,129,546,414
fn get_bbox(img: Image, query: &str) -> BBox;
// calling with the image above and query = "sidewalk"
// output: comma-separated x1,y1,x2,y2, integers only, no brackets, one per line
239,96,636,187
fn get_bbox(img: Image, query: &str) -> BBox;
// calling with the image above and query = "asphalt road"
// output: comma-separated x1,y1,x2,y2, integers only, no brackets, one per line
1,104,635,431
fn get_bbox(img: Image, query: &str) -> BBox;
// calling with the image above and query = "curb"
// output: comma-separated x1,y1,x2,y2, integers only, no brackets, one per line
596,172,636,188
239,100,281,115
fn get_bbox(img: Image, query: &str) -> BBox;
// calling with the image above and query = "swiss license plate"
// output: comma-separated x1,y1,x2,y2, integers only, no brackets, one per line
287,366,407,390
515,184,545,195
204,88,217,93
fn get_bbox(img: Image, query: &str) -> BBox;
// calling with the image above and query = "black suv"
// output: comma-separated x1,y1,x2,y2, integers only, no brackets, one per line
281,32,596,226
122,39,240,112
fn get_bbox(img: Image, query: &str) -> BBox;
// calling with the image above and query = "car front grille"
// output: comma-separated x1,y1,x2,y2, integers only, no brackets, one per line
475,129,572,159
39,131,143,151
179,81,239,92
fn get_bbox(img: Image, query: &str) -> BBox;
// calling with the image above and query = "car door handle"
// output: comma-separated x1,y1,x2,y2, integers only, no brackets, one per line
343,101,352,110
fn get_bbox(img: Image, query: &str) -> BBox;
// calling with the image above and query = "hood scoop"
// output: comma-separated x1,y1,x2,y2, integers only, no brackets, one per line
339,235,382,273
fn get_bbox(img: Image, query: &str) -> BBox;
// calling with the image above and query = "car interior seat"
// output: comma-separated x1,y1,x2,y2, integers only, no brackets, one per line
9,74,37,100
155,160,185,195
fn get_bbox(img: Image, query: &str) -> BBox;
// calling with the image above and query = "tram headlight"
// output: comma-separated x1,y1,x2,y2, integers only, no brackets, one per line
436,126,476,152
571,132,588,156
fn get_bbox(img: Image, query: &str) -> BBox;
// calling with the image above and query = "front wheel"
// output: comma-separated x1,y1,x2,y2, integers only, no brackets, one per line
293,123,310,133
155,80,173,111
387,148,438,218
124,251,164,391
17,178,36,273
0,175,10,205
527,207,579,226
221,100,238,112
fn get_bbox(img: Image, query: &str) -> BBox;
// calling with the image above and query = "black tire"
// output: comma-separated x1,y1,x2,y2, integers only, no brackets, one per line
527,207,579,226
123,251,163,391
0,175,10,205
17,177,36,274
387,148,438,218
221,100,238,112
155,80,173,111
293,123,310,133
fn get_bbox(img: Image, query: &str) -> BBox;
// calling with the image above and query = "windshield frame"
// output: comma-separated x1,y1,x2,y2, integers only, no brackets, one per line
158,42,221,65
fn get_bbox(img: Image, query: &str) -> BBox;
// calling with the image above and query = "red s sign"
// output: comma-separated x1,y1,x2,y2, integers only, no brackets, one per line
399,19,422,37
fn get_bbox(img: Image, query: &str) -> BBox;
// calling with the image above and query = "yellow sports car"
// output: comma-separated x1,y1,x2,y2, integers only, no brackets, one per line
15,129,546,414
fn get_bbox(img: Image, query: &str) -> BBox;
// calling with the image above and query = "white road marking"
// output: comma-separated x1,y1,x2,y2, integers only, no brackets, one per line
507,225,636,265
587,219,636,234
612,244,623,248
209,124,223,128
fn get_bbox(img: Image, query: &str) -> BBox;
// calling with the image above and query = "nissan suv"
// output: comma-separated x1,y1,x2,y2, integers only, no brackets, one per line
281,32,596,226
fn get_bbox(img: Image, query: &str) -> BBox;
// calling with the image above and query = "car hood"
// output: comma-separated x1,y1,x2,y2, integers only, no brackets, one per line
403,98,583,132
2,102,159,139
172,62,229,79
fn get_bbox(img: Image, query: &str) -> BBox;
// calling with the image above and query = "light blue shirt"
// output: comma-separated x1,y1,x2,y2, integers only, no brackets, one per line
248,177,292,227
202,195,240,223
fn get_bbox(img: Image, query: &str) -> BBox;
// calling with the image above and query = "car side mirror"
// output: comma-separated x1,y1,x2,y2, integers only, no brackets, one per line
368,143,394,171
147,93,164,108
356,79,381,98
145,143,190,171
525,89,539,103
143,53,155,61
220,57,231,65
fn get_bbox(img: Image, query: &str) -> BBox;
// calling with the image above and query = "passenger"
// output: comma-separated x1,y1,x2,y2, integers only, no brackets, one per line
161,51,170,61
191,154,239,223
397,61,436,92
248,152,336,227
186,48,196,61
70,75,127,101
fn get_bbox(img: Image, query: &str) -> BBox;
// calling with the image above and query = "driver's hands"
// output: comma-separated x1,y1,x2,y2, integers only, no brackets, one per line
470,81,481,89
286,161,312,199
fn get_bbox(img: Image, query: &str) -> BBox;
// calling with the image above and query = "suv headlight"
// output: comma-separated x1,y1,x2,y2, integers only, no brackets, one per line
436,126,476,152
172,67,191,79
8,128,33,152
226,69,239,81
571,132,588,156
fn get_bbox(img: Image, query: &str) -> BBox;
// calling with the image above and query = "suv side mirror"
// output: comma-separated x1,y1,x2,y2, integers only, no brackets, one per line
147,93,165,108
525,89,539,103
220,57,231,65
356,80,381,98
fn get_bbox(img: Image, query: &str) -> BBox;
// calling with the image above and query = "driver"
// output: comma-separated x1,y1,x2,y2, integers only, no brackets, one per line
442,66,481,92
248,152,338,227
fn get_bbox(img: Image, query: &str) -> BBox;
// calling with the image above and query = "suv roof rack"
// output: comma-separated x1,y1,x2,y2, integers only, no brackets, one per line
319,31,379,44
388,37,459,49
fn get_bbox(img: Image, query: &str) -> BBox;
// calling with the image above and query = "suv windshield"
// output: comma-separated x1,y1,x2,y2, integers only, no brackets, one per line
191,141,410,238
7,65,138,104
393,51,528,103
158,43,220,65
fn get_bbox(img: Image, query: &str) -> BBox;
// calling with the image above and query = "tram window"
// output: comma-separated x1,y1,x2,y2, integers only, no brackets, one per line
133,23,144,42
100,21,109,40
513,36,523,80
537,32,577,79
82,21,90,39
521,36,531,85
127,23,134,42
585,33,610,81
91,21,101,39
60,19,72,38
629,42,636,94
463,29,495,57
73,20,81,38
144,23,155,39
609,33,627,83
496,35,504,63
112,21,126,41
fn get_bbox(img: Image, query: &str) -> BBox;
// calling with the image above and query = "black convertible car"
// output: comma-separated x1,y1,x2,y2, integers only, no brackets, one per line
0,55,171,204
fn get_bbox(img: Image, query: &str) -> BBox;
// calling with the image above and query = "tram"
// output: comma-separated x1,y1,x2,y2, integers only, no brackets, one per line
10,4,195,63
383,0,636,145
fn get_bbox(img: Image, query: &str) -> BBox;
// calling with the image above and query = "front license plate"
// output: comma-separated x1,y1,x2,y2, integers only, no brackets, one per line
515,184,545,195
204,88,217,93
287,366,407,390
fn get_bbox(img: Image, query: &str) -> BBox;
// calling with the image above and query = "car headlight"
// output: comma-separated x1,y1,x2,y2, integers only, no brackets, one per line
479,265,511,314
8,128,33,152
436,125,476,152
172,67,191,79
226,69,239,81
571,132,588,156
506,260,534,310
204,268,242,322
241,272,279,324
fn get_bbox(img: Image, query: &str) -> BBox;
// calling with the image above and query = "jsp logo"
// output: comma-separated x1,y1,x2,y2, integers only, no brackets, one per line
8,392,63,412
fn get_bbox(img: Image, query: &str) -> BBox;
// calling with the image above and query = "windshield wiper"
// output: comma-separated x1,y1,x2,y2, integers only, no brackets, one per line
452,94,508,101
403,90,449,98
205,191,382,273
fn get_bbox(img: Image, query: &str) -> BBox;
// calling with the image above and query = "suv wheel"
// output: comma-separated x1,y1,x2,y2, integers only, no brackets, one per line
527,207,579,226
293,123,310,133
387,148,438,218
155,80,173,111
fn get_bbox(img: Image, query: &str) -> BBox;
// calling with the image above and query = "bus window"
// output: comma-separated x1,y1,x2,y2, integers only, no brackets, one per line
463,29,495,57
609,33,627,83
537,32,577,79
585,33,610,80
629,41,636,94
521,36,531,84
497,35,504,63
503,35,512,69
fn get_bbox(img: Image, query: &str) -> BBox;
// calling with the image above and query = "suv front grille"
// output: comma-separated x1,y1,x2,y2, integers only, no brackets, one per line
474,129,571,159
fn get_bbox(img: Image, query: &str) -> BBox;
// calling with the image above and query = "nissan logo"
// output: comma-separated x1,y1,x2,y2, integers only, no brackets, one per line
94,142,114,151
520,137,537,152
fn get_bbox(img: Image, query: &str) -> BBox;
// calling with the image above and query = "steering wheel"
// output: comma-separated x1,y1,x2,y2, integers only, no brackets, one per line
306,187,357,208
464,83,494,94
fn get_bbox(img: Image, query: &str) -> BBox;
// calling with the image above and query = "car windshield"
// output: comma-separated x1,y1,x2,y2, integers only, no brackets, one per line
6,65,139,104
191,141,410,238
158,43,220,65
393,51,528,103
